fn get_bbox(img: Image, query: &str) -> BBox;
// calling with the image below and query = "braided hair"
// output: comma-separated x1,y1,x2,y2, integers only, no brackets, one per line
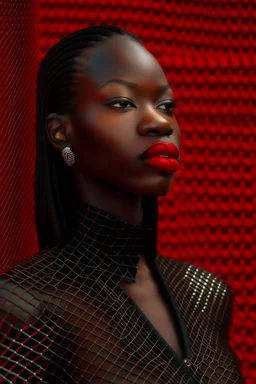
35,25,157,257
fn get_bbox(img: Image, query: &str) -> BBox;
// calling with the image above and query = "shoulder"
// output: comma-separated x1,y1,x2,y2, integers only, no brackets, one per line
0,271,62,383
0,249,57,328
0,277,45,331
156,254,230,296
156,254,232,333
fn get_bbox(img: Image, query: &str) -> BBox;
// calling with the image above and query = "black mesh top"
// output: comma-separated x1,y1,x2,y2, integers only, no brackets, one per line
0,202,244,383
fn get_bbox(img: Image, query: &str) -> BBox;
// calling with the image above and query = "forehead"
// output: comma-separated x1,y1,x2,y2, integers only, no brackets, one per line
85,35,167,86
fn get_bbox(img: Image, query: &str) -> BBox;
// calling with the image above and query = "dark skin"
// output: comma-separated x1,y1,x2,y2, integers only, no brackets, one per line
46,35,180,225
46,35,182,357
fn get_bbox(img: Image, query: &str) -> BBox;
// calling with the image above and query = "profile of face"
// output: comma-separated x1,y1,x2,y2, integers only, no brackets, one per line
47,34,181,198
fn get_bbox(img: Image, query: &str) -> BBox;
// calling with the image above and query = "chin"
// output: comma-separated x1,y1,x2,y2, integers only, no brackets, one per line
132,174,174,197
152,183,172,197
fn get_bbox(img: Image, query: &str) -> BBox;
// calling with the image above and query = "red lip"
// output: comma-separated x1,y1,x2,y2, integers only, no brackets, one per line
141,142,179,160
144,157,179,173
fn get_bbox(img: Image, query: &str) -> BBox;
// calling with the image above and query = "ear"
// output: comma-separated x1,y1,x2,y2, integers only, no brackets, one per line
45,113,73,151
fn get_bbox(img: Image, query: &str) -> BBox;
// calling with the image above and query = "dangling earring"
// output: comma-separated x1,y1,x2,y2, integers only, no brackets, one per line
62,146,75,167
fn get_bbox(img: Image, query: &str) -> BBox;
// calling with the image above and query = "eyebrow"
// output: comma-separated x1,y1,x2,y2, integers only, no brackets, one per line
100,79,172,95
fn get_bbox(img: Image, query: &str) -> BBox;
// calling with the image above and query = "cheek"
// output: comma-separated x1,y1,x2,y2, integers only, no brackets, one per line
73,105,138,160
71,106,177,195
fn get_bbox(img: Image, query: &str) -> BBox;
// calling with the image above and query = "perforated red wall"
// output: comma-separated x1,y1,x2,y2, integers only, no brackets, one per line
1,0,255,382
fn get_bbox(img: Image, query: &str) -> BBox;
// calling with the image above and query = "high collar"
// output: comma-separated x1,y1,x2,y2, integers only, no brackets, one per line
62,202,153,283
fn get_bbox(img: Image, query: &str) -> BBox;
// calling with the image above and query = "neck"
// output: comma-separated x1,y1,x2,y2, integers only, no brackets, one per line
55,201,153,283
73,170,143,225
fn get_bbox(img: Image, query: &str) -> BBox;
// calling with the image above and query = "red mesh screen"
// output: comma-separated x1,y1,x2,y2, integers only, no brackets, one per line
1,0,255,382
0,0,39,272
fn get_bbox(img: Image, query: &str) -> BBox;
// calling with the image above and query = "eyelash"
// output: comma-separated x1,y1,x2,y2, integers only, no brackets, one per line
106,99,178,114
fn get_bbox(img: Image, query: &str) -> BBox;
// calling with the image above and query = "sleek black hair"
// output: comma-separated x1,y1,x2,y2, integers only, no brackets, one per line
35,25,158,258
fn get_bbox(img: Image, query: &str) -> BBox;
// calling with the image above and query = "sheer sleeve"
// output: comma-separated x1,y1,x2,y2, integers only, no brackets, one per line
0,278,54,383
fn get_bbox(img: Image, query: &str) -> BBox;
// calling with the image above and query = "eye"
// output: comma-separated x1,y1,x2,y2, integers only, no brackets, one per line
157,101,178,114
106,99,136,109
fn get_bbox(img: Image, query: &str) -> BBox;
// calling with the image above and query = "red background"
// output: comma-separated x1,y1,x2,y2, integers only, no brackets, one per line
0,1,255,382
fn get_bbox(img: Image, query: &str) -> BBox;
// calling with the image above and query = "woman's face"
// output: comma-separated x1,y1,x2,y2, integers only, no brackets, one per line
70,34,180,197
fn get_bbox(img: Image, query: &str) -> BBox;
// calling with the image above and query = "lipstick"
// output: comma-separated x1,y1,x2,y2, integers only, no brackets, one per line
141,142,180,173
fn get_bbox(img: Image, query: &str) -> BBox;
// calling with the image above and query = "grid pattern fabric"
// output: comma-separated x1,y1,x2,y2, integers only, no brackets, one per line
0,0,39,272
0,203,244,383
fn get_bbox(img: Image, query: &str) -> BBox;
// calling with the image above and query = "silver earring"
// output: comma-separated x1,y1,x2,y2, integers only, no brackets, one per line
61,146,75,167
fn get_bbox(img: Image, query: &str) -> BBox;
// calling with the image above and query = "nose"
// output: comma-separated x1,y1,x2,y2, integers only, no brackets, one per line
137,106,173,137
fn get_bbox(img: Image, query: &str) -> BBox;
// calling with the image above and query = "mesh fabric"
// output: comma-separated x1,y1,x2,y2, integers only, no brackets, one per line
0,203,243,383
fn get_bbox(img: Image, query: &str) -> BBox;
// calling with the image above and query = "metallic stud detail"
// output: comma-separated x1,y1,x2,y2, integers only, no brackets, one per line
62,146,75,167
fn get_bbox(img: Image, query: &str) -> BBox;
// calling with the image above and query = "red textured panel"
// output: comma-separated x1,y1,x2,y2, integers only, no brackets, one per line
0,1,39,272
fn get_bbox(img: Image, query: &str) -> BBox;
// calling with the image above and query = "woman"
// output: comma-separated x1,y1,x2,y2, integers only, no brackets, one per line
0,26,243,383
